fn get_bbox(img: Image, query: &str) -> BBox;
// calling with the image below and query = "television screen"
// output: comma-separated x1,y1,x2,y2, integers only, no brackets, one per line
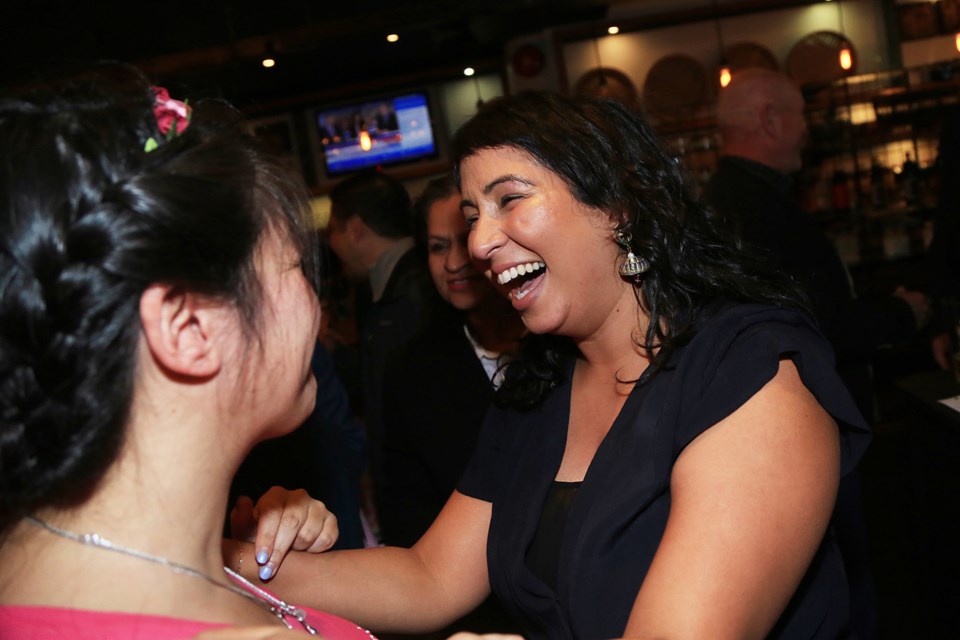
315,92,438,176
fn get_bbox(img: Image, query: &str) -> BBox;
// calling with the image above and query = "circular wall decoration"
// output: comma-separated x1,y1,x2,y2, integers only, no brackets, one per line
573,67,638,107
724,42,779,73
785,31,857,88
642,54,708,122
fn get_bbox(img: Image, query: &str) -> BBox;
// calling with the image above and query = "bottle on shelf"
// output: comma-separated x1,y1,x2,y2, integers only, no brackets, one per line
900,151,919,205
831,169,852,214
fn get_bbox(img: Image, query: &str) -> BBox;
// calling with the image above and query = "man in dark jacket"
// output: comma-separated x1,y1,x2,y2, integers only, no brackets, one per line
705,68,929,640
325,170,443,529
706,68,926,419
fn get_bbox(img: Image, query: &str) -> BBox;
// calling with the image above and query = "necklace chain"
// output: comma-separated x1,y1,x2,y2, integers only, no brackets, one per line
26,516,317,635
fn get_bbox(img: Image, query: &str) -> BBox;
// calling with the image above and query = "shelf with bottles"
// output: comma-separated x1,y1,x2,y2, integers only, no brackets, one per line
803,62,960,123
806,119,938,159
801,64,958,202
803,142,938,269
802,69,911,113
800,143,939,219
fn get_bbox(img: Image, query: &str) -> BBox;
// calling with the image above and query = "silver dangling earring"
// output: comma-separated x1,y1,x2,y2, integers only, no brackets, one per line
615,229,650,278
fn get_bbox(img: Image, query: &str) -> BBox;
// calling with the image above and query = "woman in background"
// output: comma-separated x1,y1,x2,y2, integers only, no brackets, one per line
380,175,524,637
0,67,370,638
380,174,524,548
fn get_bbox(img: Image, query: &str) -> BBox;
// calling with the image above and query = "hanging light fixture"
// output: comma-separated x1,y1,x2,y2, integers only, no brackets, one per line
261,41,277,69
592,36,608,91
713,0,730,88
719,66,732,88
836,0,853,72
839,46,853,71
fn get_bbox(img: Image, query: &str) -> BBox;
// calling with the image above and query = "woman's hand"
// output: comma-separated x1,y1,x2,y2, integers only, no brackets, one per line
229,487,339,581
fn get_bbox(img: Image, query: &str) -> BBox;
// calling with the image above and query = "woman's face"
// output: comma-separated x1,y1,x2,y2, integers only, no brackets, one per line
241,230,321,438
459,146,631,339
426,192,497,311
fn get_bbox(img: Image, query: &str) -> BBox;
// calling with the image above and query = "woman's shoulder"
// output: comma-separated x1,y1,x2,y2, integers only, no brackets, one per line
679,303,827,373
666,302,869,459
677,302,835,395
695,303,820,342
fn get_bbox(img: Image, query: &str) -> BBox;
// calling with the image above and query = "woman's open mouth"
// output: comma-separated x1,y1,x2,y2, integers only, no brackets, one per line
497,261,546,301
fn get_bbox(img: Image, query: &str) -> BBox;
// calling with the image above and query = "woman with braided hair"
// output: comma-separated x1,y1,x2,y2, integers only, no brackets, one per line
0,66,374,638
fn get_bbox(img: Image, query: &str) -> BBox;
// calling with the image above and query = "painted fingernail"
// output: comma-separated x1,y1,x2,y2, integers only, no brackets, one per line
256,549,269,564
259,564,273,581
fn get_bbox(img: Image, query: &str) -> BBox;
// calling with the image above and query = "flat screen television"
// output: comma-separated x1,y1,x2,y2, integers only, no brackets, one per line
314,91,438,177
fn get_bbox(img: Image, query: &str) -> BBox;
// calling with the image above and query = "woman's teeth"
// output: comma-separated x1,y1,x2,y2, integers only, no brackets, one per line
497,261,545,285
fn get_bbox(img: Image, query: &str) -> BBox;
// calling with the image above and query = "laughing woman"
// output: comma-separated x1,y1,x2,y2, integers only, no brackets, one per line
229,91,870,640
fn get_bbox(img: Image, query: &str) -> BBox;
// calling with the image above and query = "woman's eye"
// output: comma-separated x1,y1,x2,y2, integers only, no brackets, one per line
464,215,479,230
428,242,447,254
500,194,523,208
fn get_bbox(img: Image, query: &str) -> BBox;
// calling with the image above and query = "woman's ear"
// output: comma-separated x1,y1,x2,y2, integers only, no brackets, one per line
139,284,223,379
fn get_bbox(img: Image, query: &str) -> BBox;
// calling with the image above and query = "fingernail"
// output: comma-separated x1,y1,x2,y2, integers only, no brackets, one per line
259,564,273,581
256,549,269,564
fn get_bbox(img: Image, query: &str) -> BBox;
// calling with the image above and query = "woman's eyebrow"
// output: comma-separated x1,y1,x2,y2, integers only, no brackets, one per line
461,174,536,209
483,174,534,195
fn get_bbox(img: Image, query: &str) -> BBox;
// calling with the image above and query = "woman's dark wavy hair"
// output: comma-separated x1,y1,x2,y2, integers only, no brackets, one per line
451,91,807,409
0,65,319,534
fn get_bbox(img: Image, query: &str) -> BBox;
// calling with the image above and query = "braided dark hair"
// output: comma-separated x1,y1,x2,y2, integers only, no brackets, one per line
451,91,807,408
0,66,319,534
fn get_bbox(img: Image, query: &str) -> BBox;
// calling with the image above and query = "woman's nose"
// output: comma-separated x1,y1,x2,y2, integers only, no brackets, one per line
445,241,471,272
469,213,506,263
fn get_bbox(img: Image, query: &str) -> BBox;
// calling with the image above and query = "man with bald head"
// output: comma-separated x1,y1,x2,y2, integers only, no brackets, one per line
706,68,922,640
715,68,808,175
707,68,922,415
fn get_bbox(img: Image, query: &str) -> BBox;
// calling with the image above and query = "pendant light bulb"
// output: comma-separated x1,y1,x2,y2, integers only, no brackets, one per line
719,66,732,88
261,41,277,69
839,47,852,71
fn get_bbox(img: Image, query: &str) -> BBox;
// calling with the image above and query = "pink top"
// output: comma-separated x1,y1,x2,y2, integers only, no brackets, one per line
0,605,378,639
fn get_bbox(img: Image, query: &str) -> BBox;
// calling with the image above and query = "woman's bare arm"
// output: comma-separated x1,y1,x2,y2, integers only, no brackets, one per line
227,491,494,634
624,359,841,639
